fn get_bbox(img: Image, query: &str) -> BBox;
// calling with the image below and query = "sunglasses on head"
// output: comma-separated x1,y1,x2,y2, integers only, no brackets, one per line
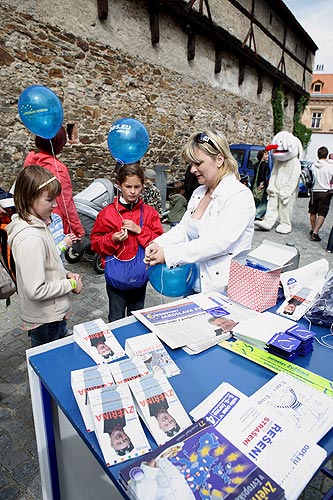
194,133,219,151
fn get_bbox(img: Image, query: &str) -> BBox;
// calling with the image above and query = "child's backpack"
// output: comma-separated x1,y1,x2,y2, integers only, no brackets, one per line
301,164,314,190
0,228,16,306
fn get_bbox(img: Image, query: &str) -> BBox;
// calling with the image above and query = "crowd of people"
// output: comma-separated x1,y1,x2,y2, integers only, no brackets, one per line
1,125,332,348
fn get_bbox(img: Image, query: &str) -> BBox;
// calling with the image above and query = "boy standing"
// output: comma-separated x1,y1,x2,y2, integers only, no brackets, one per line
168,181,188,227
309,146,333,241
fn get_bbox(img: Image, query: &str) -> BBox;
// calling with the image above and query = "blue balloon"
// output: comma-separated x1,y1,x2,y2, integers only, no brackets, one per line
148,263,197,297
107,118,149,164
18,85,64,139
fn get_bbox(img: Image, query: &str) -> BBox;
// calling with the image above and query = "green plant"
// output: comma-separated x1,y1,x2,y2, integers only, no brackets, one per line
293,96,312,151
271,85,284,134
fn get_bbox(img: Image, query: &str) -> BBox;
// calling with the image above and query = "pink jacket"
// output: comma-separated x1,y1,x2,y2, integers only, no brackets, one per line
24,151,84,237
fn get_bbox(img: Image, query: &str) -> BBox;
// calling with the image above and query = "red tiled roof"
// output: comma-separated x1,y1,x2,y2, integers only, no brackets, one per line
311,74,333,94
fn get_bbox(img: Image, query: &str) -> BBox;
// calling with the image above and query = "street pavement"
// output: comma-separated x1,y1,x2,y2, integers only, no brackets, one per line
0,195,332,499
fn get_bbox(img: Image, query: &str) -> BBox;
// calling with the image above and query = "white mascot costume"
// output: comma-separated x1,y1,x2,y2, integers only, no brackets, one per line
254,131,302,234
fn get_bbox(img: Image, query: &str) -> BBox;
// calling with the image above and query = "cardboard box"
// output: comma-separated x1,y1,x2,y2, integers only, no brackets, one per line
227,240,298,312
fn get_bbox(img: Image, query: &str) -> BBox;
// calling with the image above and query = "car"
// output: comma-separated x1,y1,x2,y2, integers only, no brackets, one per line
230,143,309,196
230,143,273,188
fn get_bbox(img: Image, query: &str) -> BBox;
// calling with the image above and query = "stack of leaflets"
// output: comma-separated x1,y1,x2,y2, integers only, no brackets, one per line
109,356,150,385
190,382,327,500
231,311,315,360
119,418,285,500
128,371,192,445
88,384,151,466
71,364,115,432
125,332,180,377
73,318,125,364
132,292,258,354
250,371,333,443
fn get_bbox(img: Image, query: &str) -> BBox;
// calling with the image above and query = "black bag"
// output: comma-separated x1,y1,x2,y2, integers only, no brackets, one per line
0,228,16,305
301,165,314,190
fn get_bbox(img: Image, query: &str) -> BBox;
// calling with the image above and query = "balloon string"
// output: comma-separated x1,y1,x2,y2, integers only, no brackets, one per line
49,139,73,235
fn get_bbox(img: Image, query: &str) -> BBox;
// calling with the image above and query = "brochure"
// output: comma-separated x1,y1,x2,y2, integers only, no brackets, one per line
231,311,315,356
71,364,114,432
128,371,192,446
125,332,180,377
73,318,125,364
250,371,333,443
132,292,257,352
190,381,327,500
276,284,322,321
109,356,150,385
119,418,285,500
88,384,150,467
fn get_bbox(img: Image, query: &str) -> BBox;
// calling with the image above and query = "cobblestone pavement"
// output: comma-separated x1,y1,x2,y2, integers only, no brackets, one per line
0,196,332,499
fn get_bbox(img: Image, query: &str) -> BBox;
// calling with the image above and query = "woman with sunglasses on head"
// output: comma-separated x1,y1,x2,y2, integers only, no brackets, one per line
90,163,163,322
145,129,255,293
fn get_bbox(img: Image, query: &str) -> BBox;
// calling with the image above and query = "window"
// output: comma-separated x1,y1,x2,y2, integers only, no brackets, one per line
248,150,261,173
230,150,244,171
313,83,322,93
66,123,79,143
311,112,322,128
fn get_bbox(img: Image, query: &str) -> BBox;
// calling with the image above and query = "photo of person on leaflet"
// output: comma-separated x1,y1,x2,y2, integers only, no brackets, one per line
103,414,134,456
148,397,180,438
208,316,238,335
90,334,114,359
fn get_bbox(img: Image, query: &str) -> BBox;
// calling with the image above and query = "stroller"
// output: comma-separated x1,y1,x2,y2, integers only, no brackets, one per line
65,178,114,273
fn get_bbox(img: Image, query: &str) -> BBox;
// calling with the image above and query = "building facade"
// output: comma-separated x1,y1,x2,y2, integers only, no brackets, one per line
0,0,316,190
302,72,333,161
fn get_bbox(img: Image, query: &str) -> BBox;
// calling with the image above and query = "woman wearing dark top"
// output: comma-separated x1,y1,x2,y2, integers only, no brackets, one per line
252,149,270,220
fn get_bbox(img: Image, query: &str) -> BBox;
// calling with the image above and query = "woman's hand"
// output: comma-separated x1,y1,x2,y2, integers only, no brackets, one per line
122,219,141,234
144,242,159,263
149,247,165,265
112,228,128,243
144,242,165,266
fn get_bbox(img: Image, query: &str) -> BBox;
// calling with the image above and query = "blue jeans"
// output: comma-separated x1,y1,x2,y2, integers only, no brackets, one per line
28,320,67,348
106,283,147,322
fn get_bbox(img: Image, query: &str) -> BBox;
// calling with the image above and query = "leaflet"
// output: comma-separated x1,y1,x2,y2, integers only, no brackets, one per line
132,292,257,351
250,371,333,443
190,381,327,500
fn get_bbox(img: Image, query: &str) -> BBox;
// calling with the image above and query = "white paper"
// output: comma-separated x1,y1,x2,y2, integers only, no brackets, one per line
73,318,126,364
88,385,150,466
71,364,114,432
132,292,258,351
248,239,297,267
128,371,191,446
250,371,333,444
125,332,180,377
190,381,327,500
280,259,329,300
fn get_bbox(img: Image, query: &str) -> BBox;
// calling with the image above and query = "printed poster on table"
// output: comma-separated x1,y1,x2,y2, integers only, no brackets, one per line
132,292,257,350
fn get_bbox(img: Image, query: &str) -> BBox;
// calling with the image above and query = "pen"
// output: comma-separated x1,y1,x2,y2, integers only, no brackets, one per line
245,259,270,272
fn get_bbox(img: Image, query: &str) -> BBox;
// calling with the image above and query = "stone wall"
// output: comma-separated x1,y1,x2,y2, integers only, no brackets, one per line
0,0,303,191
